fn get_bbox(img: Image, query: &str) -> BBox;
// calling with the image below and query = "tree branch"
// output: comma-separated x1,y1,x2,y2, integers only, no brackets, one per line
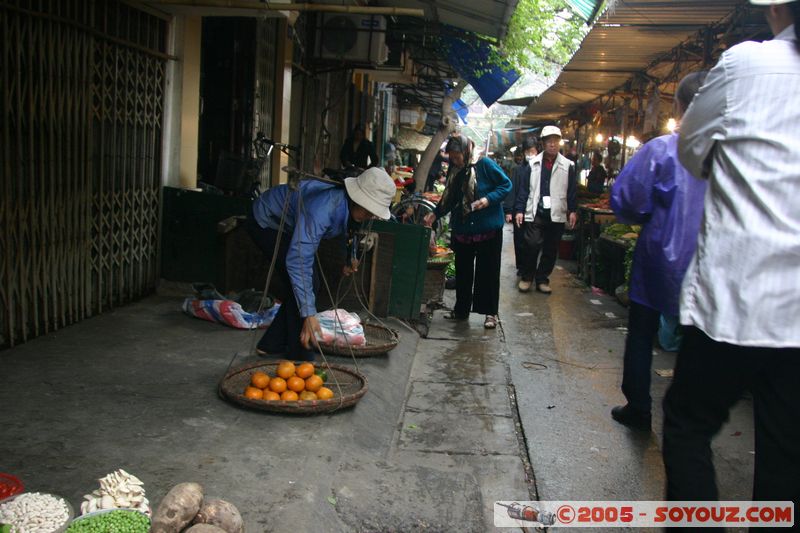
414,79,467,191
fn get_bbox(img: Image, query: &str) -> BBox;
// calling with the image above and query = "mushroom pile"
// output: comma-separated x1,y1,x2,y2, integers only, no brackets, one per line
80,469,151,516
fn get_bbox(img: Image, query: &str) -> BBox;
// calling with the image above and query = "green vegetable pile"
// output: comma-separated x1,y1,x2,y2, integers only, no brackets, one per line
66,510,150,533
603,223,641,238
435,218,456,278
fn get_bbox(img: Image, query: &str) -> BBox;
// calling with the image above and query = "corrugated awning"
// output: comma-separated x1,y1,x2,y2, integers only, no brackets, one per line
566,0,605,21
376,0,518,40
519,0,744,122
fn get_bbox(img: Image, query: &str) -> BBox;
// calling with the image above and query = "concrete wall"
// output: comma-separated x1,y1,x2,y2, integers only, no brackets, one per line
179,16,202,189
270,19,293,187
161,15,202,190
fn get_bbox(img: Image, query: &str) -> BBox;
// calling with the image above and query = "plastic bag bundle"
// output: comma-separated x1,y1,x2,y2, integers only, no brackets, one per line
315,309,366,347
183,298,280,329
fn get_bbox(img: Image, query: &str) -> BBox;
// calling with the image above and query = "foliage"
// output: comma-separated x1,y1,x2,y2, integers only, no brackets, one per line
499,0,591,75
623,239,636,290
435,216,456,278
434,0,590,80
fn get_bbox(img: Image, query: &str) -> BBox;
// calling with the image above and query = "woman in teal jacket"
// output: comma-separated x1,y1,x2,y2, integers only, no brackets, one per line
425,134,511,329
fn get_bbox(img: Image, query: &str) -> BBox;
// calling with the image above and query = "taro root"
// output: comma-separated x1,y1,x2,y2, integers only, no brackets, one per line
184,525,227,533
183,524,225,533
149,482,204,533
191,499,244,533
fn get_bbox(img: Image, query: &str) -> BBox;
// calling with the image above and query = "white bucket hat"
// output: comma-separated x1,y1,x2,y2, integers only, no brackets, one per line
344,167,396,220
540,125,562,139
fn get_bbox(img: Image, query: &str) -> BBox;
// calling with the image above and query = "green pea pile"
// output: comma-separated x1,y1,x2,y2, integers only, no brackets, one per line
66,510,150,533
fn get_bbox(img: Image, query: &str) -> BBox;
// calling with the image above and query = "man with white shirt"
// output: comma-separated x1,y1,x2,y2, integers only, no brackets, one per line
665,0,800,504
513,126,577,294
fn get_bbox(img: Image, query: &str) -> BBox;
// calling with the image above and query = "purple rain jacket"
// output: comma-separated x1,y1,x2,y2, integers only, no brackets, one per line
610,133,707,317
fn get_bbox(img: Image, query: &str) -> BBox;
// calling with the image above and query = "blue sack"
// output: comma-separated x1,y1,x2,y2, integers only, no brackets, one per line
658,314,683,352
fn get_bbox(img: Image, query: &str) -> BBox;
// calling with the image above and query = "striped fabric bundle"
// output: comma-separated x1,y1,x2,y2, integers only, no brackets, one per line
315,309,366,347
183,298,280,330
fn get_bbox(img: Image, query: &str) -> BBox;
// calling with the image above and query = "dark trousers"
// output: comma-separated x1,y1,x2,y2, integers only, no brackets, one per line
245,217,315,360
663,326,800,504
512,223,524,274
519,212,565,284
451,231,503,317
621,301,661,414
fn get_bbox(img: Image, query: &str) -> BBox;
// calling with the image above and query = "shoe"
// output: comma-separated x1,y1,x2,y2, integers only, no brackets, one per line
443,311,468,320
256,344,287,357
484,315,498,329
518,280,532,292
536,282,552,294
256,349,287,358
611,404,652,431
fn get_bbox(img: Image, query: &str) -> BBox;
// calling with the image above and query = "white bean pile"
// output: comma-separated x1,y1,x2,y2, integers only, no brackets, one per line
0,492,70,533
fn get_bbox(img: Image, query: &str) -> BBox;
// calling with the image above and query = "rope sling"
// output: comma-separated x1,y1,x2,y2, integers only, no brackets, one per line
226,168,400,412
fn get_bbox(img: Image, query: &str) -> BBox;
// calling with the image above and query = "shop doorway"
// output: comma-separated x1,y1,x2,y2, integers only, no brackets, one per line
197,17,257,194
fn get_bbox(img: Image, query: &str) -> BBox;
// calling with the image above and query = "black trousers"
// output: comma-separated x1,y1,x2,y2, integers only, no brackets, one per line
451,231,503,317
519,212,565,284
663,326,800,504
512,222,524,274
245,217,315,360
621,301,661,414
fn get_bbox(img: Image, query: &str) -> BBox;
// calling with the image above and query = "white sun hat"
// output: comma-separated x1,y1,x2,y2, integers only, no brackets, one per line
540,125,562,139
344,167,396,220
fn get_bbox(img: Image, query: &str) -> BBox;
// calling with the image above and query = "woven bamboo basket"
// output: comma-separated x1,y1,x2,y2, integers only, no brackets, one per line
219,361,368,414
318,323,398,358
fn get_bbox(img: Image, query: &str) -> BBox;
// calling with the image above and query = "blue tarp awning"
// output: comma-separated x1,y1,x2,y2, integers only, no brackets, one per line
490,127,540,149
442,26,521,108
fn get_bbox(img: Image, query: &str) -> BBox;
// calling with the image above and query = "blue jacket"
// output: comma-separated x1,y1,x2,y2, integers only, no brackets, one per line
252,180,349,317
611,133,707,316
435,157,511,235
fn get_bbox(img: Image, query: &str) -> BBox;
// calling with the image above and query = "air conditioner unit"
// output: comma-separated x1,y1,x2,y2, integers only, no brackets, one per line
315,14,388,65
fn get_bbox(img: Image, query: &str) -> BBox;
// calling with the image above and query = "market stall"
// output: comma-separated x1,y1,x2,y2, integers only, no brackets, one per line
574,188,639,299
0,472,245,533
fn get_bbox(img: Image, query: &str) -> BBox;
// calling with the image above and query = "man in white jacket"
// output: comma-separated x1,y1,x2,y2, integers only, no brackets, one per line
513,126,577,294
664,0,800,504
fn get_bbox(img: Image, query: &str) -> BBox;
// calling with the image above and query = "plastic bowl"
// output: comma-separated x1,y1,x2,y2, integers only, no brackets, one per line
0,473,24,501
0,492,74,533
67,508,150,531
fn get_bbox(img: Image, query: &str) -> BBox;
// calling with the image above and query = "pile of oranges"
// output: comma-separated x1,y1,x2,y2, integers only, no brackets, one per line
243,361,334,402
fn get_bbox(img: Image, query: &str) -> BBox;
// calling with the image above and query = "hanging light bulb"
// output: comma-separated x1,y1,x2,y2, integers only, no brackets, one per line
666,118,678,132
595,133,604,143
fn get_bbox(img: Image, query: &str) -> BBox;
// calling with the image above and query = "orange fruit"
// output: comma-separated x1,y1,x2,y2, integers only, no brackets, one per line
287,376,305,393
263,390,281,401
251,371,270,389
277,361,296,379
299,390,317,401
268,376,287,393
281,390,298,401
244,386,263,400
304,374,323,393
316,387,334,400
296,363,314,379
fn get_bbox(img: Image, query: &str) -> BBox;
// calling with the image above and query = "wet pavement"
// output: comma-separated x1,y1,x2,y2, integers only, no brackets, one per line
0,223,756,532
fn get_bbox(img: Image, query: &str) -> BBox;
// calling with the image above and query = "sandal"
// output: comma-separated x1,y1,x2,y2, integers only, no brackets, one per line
444,311,468,320
483,315,498,329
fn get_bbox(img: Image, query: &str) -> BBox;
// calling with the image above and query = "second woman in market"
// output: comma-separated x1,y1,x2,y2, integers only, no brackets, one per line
424,134,512,329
